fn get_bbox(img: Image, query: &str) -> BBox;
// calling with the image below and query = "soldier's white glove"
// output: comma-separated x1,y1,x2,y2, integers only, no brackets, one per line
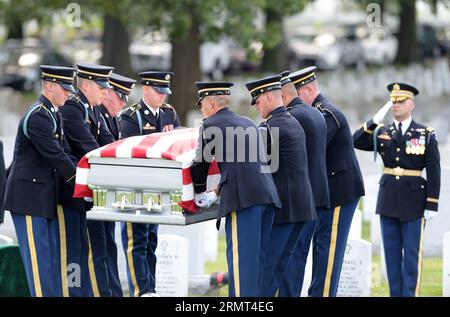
424,210,438,221
194,191,218,209
373,100,393,124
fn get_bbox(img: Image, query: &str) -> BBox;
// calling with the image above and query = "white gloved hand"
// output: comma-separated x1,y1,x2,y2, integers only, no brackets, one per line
424,210,438,221
194,191,218,209
373,100,393,124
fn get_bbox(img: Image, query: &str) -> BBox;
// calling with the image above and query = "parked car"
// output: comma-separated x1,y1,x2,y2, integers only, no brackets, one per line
0,39,73,92
417,23,443,58
287,26,365,70
129,31,233,79
361,28,398,65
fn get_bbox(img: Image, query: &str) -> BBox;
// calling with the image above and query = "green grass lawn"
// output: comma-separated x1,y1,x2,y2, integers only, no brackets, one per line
204,220,442,297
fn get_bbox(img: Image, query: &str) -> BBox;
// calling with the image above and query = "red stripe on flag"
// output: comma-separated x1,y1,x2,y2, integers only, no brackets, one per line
73,184,92,198
208,161,220,175
161,138,198,160
131,135,160,158
100,139,126,157
77,156,90,169
178,200,199,213
182,167,193,185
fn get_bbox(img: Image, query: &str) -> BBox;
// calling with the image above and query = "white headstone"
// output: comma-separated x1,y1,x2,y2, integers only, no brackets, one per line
155,234,189,297
337,239,372,297
361,174,381,221
203,220,218,262
443,232,450,297
348,209,362,240
159,220,218,275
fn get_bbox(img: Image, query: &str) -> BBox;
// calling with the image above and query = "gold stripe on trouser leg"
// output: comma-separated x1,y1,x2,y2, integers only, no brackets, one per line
231,211,240,297
126,223,140,297
323,206,341,297
57,205,69,297
415,217,425,297
25,215,43,297
87,230,100,297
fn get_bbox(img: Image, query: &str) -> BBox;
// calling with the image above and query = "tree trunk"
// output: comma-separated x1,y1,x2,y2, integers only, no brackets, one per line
101,14,134,78
6,12,23,39
395,0,418,64
170,15,201,126
261,8,289,72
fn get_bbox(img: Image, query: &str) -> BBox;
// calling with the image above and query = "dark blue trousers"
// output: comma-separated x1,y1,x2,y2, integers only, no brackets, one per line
225,204,275,297
121,222,158,297
308,199,359,297
87,220,123,297
278,208,326,297
11,211,62,297
59,206,92,297
260,221,304,296
380,216,425,297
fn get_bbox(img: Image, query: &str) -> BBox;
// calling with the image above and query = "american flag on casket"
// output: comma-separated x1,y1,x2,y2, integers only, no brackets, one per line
73,128,220,213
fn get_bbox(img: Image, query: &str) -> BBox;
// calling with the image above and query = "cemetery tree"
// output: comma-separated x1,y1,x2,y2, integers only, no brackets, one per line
135,0,261,125
395,0,418,64
261,0,307,72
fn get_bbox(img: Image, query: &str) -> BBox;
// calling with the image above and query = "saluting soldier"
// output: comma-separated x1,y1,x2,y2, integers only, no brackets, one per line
353,83,440,297
4,65,77,296
245,75,316,296
278,70,330,297
96,73,136,297
119,71,179,297
190,81,281,297
59,63,115,297
294,66,365,297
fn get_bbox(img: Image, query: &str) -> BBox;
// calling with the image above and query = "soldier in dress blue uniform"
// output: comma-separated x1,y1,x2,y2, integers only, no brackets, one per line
294,66,365,297
59,63,115,297
119,71,179,297
190,81,281,297
96,73,136,297
353,83,440,297
277,71,330,297
3,65,77,296
245,75,316,296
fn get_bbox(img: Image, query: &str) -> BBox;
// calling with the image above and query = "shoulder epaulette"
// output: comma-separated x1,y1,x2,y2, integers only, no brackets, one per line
427,127,435,133
23,103,57,139
161,103,174,110
67,94,81,102
126,103,141,116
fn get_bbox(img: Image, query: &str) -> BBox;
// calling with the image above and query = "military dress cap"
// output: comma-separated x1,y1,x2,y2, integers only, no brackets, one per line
387,82,419,103
245,75,282,105
138,71,174,95
40,65,76,93
279,70,292,86
109,73,136,102
194,81,234,106
288,66,318,89
76,62,114,89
